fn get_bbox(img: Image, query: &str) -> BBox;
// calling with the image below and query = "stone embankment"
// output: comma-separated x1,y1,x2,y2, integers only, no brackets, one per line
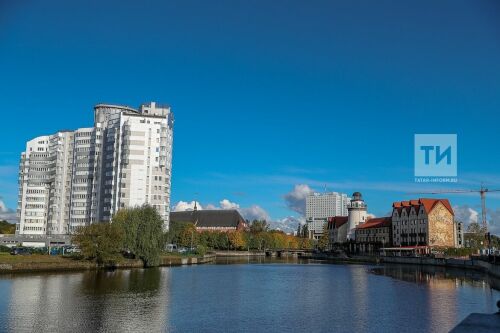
0,253,216,274
306,253,500,278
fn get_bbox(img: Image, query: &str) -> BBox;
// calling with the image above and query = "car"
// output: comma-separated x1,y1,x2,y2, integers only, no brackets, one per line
165,244,177,252
10,247,31,255
64,246,81,254
177,247,188,254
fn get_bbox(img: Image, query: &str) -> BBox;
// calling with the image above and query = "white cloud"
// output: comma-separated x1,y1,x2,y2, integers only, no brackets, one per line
240,205,270,222
269,216,305,234
453,205,479,225
284,184,314,215
173,201,203,212
219,199,240,210
0,199,16,223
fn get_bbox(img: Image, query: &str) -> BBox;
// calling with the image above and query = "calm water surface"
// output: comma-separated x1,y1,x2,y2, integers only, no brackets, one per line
0,258,499,333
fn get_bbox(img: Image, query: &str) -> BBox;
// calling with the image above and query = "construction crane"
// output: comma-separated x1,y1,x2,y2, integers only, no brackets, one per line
409,184,500,231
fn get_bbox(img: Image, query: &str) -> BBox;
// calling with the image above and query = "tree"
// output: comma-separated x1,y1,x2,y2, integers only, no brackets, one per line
318,225,330,251
72,223,124,264
113,205,165,267
0,220,15,234
228,231,246,250
301,224,309,238
250,220,269,233
467,222,487,234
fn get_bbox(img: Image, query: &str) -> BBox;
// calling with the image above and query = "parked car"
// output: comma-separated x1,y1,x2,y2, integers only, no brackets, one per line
177,247,188,254
165,244,178,252
10,247,31,255
64,246,81,254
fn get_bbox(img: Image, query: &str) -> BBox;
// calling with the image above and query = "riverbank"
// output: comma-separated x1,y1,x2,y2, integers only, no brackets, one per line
214,250,265,257
0,253,216,273
306,253,500,279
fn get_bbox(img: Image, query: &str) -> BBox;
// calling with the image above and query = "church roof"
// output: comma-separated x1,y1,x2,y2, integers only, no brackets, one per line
170,209,246,228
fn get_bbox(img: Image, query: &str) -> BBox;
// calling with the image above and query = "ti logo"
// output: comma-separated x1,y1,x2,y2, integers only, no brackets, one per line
414,134,457,180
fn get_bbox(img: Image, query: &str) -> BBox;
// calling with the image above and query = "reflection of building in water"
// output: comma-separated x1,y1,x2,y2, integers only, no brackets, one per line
349,268,368,332
6,269,171,332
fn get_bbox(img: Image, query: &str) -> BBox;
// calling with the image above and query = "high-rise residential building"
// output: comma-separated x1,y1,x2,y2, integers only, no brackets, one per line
305,192,350,239
16,102,174,236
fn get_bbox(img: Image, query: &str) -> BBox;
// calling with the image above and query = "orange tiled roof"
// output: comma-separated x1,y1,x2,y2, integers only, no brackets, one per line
357,216,391,229
328,216,348,228
419,198,454,215
392,198,454,216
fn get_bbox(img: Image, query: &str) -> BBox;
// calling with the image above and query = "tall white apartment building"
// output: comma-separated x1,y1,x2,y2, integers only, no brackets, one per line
16,102,174,236
306,192,350,239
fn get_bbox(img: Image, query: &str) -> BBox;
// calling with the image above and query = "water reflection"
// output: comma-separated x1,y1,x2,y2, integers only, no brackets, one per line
370,264,499,332
370,264,497,290
2,269,170,332
0,262,498,333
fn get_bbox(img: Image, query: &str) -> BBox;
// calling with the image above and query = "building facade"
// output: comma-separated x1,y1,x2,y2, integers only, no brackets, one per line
354,217,392,253
16,102,174,235
391,198,457,247
327,216,349,247
306,192,349,239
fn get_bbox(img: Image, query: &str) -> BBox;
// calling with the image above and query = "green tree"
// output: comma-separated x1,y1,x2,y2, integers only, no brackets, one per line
250,220,269,233
113,205,165,267
0,220,15,234
72,223,124,264
301,223,309,238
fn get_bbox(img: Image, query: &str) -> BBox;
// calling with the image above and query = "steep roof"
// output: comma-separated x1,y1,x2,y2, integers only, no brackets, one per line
357,217,391,229
170,210,246,228
392,198,454,216
419,198,454,215
327,216,348,228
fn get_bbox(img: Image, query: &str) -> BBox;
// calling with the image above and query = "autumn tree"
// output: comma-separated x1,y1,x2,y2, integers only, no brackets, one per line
318,225,330,251
228,231,246,250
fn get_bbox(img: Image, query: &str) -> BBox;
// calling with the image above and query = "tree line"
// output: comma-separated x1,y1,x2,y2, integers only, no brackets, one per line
165,219,313,252
71,207,314,266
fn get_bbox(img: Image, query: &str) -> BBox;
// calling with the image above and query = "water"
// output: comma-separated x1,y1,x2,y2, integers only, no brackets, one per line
0,258,499,333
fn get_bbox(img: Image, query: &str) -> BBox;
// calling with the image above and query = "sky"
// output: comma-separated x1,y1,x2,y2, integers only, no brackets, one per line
1,0,500,232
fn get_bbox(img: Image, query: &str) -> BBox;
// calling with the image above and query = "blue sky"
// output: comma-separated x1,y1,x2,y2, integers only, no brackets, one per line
1,1,500,231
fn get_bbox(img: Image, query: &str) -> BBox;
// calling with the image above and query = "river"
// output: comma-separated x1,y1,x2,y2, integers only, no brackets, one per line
0,258,499,332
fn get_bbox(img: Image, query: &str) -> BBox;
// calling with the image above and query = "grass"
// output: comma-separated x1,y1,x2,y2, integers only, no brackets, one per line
0,252,75,264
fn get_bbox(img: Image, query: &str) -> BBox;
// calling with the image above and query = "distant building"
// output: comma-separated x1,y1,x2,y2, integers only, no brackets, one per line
391,198,457,247
306,192,349,240
354,217,392,253
170,209,248,232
